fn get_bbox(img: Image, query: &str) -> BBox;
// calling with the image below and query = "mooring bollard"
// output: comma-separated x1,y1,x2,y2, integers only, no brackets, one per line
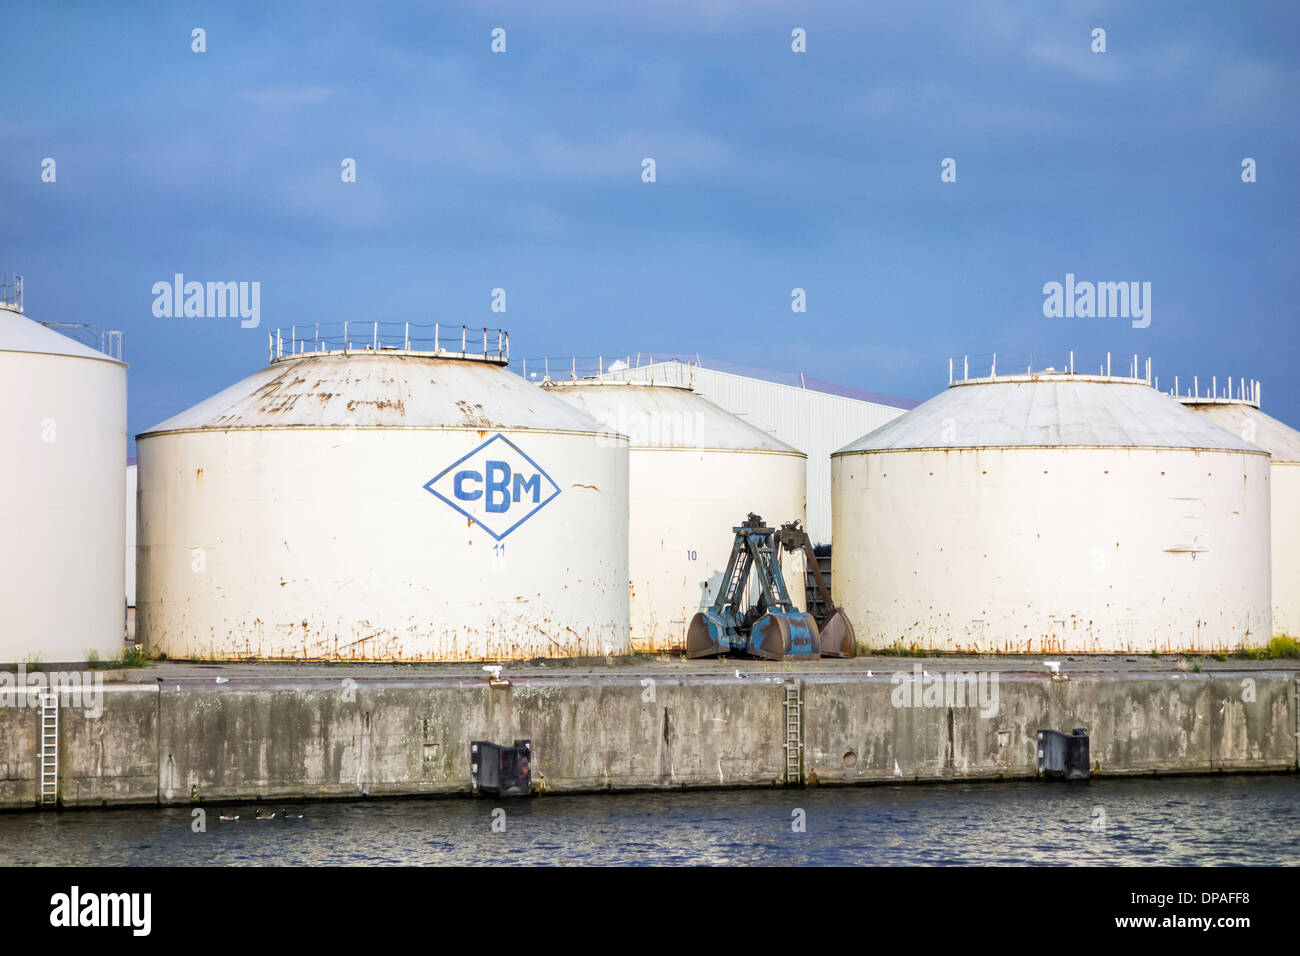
470,739,532,796
1036,728,1090,780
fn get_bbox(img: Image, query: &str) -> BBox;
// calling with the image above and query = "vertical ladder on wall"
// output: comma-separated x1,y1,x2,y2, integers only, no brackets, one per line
783,683,802,785
39,693,58,807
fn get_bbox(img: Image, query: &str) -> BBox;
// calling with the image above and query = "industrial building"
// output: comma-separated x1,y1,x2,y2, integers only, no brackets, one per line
545,371,807,652
534,354,914,544
831,357,1272,654
1176,380,1299,637
135,323,630,662
0,276,127,664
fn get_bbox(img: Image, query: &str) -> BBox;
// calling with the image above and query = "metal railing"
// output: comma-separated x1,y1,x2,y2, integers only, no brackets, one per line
40,322,125,361
1170,375,1261,407
513,353,697,389
1,272,21,312
949,351,1154,386
269,321,508,364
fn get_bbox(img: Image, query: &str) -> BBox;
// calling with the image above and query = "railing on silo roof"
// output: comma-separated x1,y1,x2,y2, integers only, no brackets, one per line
948,351,1154,386
0,272,22,312
512,352,698,388
39,322,124,360
1168,374,1261,407
268,321,508,364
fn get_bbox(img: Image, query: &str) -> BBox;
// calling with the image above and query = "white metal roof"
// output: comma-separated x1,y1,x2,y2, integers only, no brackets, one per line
544,381,803,454
1180,402,1300,463
140,351,610,437
0,307,123,363
836,376,1266,455
574,356,905,543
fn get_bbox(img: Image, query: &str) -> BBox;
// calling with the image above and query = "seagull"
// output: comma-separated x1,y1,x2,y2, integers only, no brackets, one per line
215,677,229,684
1044,661,1061,676
734,669,743,679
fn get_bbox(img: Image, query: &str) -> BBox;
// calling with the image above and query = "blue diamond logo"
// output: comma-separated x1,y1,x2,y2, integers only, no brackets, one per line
424,433,561,540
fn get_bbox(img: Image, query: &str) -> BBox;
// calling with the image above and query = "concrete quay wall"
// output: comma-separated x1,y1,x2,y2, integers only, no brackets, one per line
1,667,1295,810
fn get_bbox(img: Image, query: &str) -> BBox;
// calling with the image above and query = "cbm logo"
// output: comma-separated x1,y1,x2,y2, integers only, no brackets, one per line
424,434,560,540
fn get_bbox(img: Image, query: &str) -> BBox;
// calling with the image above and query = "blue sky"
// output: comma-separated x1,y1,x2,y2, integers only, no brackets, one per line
2,0,1297,451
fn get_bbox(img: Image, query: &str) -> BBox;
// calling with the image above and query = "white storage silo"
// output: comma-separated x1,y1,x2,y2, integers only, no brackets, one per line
544,378,807,652
1178,383,1299,638
0,289,127,664
831,362,1271,653
136,326,629,661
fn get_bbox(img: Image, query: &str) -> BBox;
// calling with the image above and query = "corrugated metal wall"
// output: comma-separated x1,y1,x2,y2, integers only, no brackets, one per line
617,363,906,543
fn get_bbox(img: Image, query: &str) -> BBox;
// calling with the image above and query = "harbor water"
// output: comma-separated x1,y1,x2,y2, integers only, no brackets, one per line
4,776,1297,866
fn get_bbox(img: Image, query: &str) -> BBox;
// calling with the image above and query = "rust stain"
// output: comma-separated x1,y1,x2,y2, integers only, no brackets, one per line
456,400,494,428
345,398,405,414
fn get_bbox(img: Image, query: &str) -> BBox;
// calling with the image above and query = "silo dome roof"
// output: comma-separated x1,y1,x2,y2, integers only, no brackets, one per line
836,376,1265,455
139,351,610,438
544,381,803,454
1181,402,1300,463
0,307,123,364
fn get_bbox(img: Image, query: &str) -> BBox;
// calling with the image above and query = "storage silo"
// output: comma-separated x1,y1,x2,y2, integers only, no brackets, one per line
544,376,807,652
831,359,1271,653
1177,381,1299,638
136,324,629,661
0,280,127,664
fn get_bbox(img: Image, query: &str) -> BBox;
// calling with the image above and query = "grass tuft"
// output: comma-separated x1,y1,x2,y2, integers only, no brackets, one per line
1232,636,1300,660
107,646,150,669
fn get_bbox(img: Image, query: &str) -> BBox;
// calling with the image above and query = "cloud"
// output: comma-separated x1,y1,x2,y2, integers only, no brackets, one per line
1206,57,1284,115
241,85,334,108
529,130,732,178
1027,37,1125,82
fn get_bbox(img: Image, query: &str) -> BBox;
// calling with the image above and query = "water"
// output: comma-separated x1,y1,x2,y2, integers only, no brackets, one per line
3,776,1297,866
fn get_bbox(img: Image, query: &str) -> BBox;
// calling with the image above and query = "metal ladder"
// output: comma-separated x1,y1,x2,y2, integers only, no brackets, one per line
39,693,58,807
783,683,802,784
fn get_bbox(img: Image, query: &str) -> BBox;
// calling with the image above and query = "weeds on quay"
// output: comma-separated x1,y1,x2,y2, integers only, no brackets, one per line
871,641,937,658
1233,636,1300,660
103,646,150,669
